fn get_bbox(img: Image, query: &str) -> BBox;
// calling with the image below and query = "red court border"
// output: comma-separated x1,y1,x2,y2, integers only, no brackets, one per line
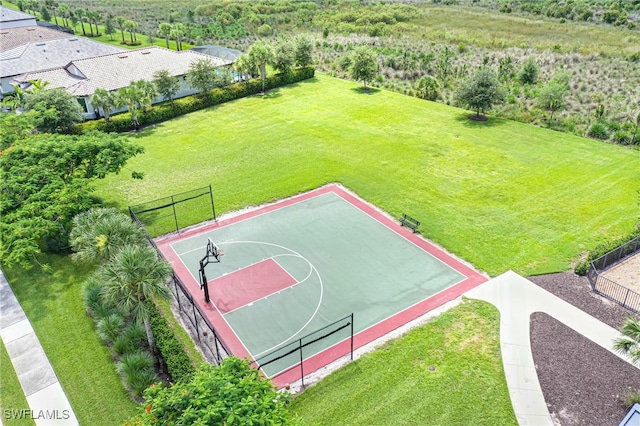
155,184,488,387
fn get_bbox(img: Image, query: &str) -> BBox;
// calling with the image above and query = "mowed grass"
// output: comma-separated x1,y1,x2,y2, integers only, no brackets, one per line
0,341,35,426
2,256,139,425
96,74,640,276
289,299,516,425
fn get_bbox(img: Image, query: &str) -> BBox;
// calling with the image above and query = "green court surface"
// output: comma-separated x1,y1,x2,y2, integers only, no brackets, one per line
158,185,484,382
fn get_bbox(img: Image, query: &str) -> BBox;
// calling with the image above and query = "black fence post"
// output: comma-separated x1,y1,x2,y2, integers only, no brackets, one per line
299,338,304,388
350,313,354,361
209,184,216,221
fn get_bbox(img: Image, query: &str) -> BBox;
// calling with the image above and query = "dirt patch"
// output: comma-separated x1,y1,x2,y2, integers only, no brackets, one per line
528,271,640,425
530,312,640,426
600,253,640,293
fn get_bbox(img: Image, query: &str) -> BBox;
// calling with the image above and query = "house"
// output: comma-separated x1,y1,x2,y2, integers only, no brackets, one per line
0,6,36,29
14,46,234,119
0,5,125,94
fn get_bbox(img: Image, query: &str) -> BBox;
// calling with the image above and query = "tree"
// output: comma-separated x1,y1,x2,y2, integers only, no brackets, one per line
414,75,441,101
90,88,119,122
70,208,147,264
104,14,116,41
152,70,180,102
272,40,295,75
40,5,52,23
0,111,38,150
233,54,257,82
350,46,379,89
294,34,313,68
58,2,69,27
248,40,274,93
45,0,59,26
518,57,539,85
116,16,126,42
124,20,138,43
170,23,185,51
435,46,456,88
118,80,156,129
536,74,570,123
88,10,102,36
158,23,172,49
187,58,219,94
0,132,143,268
24,87,84,133
614,317,640,364
454,66,505,120
129,358,296,425
98,245,171,353
75,8,87,35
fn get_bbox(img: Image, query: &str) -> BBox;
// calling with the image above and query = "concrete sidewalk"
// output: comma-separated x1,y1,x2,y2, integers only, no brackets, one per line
466,271,637,426
0,269,78,426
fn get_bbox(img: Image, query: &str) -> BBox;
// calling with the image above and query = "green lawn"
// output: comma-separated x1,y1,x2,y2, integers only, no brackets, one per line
96,73,640,276
0,341,35,426
289,299,516,425
2,256,139,425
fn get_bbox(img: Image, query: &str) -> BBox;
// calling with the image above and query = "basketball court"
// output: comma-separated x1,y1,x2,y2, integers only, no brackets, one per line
156,184,487,386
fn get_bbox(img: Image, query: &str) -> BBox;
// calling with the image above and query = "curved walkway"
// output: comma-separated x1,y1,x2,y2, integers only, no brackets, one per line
0,269,78,426
466,270,638,426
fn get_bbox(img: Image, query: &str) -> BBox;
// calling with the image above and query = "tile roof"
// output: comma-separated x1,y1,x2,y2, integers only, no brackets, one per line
1,36,126,79
15,46,233,97
0,6,35,26
0,25,69,52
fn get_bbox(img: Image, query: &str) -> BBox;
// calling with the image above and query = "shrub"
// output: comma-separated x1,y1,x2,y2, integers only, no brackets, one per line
613,130,631,145
113,323,147,356
97,313,126,344
118,351,154,372
622,391,640,408
574,230,640,275
147,300,196,383
586,122,609,140
76,68,315,133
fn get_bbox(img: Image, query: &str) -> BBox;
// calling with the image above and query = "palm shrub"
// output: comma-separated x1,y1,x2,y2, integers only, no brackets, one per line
587,122,610,140
113,323,147,356
97,313,126,344
614,318,640,364
117,351,158,398
70,207,147,265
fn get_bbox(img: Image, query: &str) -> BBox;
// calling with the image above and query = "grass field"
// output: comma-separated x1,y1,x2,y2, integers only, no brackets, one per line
1,256,139,425
408,6,640,55
289,299,516,425
96,73,640,277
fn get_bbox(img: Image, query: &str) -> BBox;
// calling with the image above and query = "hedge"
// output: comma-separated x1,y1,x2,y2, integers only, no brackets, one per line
147,299,196,383
574,227,640,275
76,67,315,133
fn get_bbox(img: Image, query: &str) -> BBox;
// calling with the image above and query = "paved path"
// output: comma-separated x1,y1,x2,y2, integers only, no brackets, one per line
466,270,637,426
0,269,78,426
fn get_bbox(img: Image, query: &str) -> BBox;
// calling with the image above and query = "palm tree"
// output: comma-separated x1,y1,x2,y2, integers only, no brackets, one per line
75,8,87,35
116,16,126,43
45,0,59,26
171,23,185,51
88,10,102,36
90,88,118,122
415,75,441,101
58,2,69,27
124,20,138,43
158,23,172,49
614,317,640,364
233,55,253,82
98,245,171,354
248,40,274,93
70,207,147,264
118,80,156,129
